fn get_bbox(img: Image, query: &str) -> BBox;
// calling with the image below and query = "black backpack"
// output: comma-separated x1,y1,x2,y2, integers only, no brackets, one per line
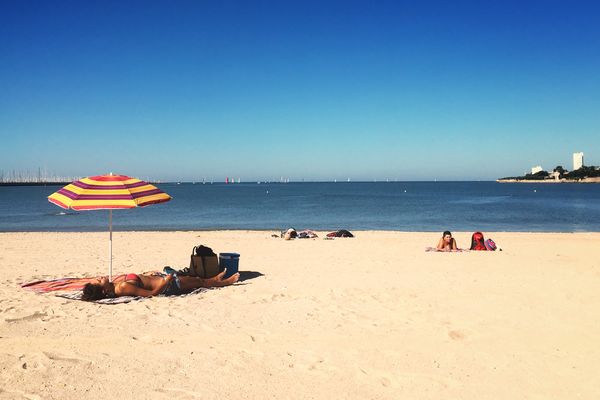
194,245,216,257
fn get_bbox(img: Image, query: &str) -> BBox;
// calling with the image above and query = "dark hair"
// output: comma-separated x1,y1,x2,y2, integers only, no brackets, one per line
82,283,105,301
443,231,452,237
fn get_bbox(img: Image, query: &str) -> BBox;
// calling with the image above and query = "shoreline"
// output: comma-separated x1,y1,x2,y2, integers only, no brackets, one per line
2,228,600,234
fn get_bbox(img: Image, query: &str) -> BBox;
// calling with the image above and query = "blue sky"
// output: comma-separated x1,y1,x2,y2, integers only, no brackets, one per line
1,0,599,181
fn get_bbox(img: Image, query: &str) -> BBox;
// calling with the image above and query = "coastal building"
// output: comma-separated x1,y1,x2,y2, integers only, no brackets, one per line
531,165,543,174
573,152,584,170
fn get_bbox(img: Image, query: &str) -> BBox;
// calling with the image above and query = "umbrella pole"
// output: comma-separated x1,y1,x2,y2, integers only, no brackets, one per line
109,209,113,282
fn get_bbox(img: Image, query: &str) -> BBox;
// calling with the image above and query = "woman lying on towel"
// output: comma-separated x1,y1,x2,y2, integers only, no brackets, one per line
436,231,458,251
82,270,239,301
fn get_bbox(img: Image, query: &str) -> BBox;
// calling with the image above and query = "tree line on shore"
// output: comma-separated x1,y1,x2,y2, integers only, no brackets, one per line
500,165,600,181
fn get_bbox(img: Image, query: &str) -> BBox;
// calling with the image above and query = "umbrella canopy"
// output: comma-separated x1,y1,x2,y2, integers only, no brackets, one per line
48,173,171,280
48,174,171,210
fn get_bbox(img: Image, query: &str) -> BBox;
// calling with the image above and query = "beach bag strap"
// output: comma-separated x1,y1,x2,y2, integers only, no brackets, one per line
189,246,201,276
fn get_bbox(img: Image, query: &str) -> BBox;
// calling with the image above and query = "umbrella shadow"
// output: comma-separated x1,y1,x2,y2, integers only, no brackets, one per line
238,270,264,283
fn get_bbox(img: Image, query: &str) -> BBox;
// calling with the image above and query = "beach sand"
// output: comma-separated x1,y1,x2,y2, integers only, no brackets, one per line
1,231,599,399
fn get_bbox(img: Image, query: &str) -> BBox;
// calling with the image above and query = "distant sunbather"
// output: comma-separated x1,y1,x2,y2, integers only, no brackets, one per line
282,228,297,240
82,270,239,301
436,231,458,251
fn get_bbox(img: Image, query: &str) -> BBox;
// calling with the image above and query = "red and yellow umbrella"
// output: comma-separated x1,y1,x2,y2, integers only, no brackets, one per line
48,173,172,280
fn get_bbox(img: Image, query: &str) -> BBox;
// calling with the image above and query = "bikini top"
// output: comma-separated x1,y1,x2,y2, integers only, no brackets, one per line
124,273,143,288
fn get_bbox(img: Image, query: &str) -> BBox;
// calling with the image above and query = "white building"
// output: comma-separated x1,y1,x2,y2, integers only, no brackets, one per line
531,165,543,174
573,152,584,170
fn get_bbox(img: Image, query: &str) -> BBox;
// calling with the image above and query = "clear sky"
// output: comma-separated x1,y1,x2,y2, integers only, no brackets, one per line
1,0,599,182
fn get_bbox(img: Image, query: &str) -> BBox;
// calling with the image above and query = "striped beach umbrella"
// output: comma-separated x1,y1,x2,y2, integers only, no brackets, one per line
48,173,171,280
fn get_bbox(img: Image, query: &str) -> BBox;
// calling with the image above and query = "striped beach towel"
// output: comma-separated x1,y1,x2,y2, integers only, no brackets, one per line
21,275,127,293
55,291,143,304
55,287,212,304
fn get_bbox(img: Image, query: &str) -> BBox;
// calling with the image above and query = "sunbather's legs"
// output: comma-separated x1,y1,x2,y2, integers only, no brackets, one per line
177,270,239,290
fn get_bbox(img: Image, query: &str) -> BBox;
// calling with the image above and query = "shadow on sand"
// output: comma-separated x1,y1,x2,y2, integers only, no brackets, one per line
238,271,264,283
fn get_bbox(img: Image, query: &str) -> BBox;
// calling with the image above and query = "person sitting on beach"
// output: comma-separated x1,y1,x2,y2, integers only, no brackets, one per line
436,231,458,251
81,270,239,301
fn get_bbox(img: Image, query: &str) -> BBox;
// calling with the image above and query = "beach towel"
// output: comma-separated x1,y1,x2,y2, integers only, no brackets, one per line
55,291,143,304
425,247,467,252
297,230,318,239
55,287,212,304
21,275,127,293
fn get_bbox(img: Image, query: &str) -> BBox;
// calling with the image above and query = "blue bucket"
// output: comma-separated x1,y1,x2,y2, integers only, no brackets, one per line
219,252,240,278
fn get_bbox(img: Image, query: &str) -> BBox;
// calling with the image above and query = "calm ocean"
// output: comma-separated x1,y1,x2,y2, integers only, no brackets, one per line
0,182,599,232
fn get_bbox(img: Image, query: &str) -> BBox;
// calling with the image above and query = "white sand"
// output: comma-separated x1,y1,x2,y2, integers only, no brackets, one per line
1,231,599,399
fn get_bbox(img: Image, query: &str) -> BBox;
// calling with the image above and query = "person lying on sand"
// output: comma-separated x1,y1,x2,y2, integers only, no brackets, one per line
436,231,458,251
82,270,239,300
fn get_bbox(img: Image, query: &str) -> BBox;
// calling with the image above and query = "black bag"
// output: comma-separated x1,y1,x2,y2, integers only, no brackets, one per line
195,245,216,257
189,245,219,278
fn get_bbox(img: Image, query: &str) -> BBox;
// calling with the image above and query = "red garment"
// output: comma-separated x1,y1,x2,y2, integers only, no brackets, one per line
21,274,127,293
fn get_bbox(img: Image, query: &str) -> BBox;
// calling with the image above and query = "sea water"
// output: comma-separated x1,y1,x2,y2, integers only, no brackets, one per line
0,182,599,232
